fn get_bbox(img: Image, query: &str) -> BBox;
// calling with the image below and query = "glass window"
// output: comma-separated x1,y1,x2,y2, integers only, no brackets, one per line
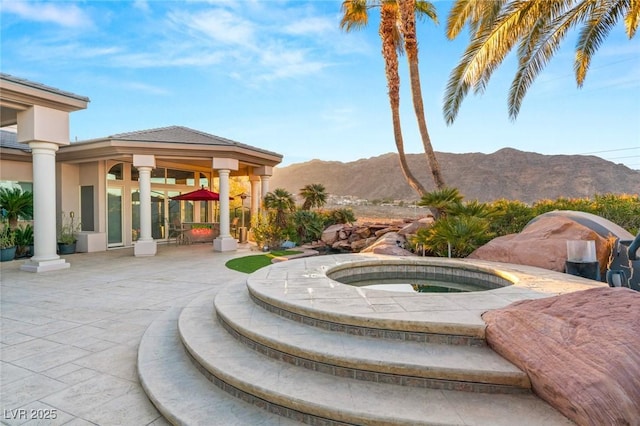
108,188,123,245
107,164,123,180
199,172,209,188
132,167,165,183
0,181,32,193
151,168,166,184
167,169,195,186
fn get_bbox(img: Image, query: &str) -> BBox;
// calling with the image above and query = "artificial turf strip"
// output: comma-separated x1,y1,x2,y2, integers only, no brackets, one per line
225,250,302,274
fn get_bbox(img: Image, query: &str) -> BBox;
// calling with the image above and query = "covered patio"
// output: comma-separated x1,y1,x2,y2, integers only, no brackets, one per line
0,74,283,271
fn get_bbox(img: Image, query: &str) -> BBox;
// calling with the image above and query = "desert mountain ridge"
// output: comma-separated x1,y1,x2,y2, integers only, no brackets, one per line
270,148,640,204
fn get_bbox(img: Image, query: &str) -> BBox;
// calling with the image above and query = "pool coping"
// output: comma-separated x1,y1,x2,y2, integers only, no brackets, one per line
246,253,607,339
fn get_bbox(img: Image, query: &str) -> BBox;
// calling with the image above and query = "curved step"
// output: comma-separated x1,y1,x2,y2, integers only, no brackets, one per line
137,304,301,425
179,288,573,426
215,283,530,393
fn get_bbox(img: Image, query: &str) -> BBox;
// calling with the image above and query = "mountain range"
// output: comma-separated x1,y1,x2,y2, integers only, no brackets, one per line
270,148,640,204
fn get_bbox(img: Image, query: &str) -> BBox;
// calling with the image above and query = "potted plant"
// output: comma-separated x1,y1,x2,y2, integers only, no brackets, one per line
58,211,81,255
14,223,34,258
0,216,16,261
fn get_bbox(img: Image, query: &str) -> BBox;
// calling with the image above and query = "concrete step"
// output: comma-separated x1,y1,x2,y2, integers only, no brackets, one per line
179,288,573,426
215,284,530,393
137,304,302,425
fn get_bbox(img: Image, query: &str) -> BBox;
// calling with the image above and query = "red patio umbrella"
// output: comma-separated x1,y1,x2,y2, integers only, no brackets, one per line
170,187,234,201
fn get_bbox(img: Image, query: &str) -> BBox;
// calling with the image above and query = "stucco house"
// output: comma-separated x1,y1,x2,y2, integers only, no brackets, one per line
0,73,282,272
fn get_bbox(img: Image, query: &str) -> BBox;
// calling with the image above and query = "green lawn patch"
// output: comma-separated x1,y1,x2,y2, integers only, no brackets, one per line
225,250,302,274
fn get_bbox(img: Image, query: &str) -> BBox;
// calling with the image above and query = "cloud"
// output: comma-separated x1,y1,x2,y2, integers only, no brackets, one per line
321,107,357,129
1,1,93,28
283,16,335,36
122,81,171,96
168,8,256,47
132,0,150,13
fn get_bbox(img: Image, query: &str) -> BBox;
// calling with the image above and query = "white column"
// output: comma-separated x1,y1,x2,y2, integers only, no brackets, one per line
260,175,271,217
218,169,231,238
133,155,157,257
249,175,261,218
254,166,273,215
20,142,70,272
213,158,238,252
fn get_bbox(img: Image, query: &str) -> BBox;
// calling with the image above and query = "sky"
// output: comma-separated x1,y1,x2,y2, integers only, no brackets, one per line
1,0,639,170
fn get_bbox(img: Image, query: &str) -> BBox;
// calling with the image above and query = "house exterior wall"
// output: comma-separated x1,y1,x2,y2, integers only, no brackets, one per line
0,159,32,182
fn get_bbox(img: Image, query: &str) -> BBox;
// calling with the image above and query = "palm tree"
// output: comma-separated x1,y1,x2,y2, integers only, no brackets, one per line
0,188,33,229
418,186,463,219
299,183,328,210
263,188,296,229
397,0,445,189
341,0,428,196
443,0,640,123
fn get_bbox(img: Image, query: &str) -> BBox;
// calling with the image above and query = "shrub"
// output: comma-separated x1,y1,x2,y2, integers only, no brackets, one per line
489,199,535,236
412,215,493,258
291,210,325,244
250,212,285,250
323,208,356,226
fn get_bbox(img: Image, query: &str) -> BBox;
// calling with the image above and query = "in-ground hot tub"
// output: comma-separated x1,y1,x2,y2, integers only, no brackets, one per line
327,259,513,293
246,254,607,340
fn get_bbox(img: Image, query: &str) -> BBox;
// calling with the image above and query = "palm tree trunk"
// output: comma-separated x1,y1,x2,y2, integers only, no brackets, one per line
380,4,427,196
398,0,446,189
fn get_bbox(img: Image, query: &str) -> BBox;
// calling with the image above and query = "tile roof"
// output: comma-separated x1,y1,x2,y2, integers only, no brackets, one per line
108,126,282,158
0,129,30,152
0,73,90,103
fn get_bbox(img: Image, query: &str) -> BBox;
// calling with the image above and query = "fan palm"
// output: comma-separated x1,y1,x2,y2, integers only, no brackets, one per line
263,188,296,229
443,0,640,123
341,0,445,194
299,183,328,210
418,186,463,219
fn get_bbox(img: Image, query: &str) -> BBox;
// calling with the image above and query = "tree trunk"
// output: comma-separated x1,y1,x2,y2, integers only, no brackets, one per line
398,0,446,189
380,5,427,197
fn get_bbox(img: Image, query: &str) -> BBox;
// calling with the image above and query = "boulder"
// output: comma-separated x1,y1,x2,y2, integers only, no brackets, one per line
374,226,399,238
353,226,372,239
360,232,414,256
482,287,640,426
398,216,435,236
321,224,344,246
468,216,610,273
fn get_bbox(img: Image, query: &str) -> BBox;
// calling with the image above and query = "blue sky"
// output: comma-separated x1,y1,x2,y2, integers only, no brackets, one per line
2,0,639,169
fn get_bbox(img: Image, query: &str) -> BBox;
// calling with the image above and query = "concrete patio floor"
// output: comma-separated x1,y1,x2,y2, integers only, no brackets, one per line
1,243,254,425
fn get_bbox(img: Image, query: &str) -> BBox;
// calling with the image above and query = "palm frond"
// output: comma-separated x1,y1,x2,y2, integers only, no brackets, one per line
575,0,627,86
625,0,640,37
443,1,533,124
340,0,371,31
415,0,438,24
509,1,588,119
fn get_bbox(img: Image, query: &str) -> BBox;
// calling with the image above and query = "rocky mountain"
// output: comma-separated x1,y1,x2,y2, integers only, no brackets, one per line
270,148,640,204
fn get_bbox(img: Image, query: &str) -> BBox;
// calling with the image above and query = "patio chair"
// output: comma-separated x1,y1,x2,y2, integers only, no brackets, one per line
231,217,240,238
169,219,190,245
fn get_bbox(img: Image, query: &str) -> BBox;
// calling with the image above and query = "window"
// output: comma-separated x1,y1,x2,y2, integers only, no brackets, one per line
107,164,123,180
167,169,195,186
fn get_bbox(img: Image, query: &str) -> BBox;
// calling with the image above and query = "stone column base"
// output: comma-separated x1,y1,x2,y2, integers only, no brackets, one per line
20,258,70,273
214,236,238,252
135,240,157,257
